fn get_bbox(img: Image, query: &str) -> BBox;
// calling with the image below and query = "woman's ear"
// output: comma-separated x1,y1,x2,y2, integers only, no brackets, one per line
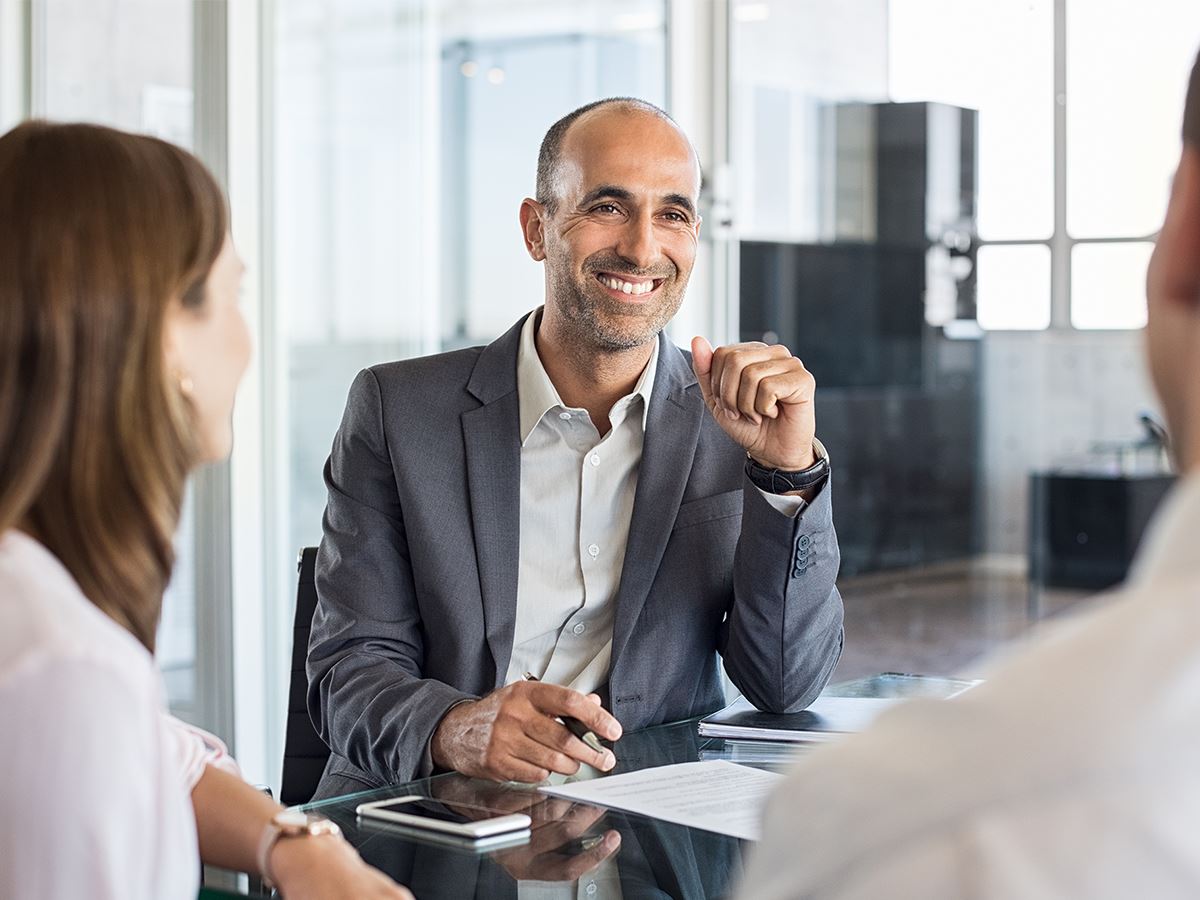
160,299,189,389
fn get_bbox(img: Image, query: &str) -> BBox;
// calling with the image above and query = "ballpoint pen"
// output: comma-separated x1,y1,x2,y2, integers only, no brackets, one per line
522,672,608,755
553,834,607,855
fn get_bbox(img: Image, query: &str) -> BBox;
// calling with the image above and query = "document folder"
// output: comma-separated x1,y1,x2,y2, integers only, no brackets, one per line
698,696,899,743
699,674,981,743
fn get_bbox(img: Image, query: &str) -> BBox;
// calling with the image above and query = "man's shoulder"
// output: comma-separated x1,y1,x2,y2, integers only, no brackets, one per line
363,315,527,404
756,581,1200,886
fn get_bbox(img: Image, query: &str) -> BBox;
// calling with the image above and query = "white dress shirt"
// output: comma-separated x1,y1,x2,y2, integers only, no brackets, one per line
0,530,239,900
739,475,1200,900
504,310,659,693
504,311,812,696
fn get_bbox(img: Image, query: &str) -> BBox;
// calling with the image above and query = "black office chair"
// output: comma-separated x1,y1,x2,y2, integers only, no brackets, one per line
279,546,332,807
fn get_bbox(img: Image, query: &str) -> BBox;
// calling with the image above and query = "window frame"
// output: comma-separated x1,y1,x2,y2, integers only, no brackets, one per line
978,0,1160,333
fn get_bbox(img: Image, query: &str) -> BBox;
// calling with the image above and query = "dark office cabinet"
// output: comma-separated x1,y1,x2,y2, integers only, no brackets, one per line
740,101,980,575
1028,472,1174,590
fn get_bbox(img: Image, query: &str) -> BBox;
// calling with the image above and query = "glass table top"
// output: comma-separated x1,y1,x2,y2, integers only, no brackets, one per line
211,673,969,898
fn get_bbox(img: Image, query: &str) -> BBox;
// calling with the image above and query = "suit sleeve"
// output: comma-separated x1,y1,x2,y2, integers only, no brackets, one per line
719,476,845,713
306,368,475,783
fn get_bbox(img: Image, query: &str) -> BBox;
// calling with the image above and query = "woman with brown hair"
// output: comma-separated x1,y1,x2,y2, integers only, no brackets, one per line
0,121,410,899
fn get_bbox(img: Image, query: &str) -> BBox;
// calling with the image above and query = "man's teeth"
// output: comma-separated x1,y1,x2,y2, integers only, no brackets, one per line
601,275,655,295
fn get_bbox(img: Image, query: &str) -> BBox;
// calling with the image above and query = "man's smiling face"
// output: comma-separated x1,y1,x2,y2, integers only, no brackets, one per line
538,106,702,352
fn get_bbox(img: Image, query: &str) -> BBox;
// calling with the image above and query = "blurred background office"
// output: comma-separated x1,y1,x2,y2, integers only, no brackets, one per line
2,0,1197,792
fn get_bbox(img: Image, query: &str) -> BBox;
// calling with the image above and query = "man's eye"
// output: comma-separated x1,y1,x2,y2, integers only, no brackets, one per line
593,203,620,214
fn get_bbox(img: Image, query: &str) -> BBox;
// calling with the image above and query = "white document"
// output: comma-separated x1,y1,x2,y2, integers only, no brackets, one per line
538,760,783,841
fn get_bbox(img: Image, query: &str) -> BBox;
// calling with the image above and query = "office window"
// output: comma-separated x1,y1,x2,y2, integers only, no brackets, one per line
1066,0,1199,240
441,3,666,344
38,0,193,143
274,0,437,574
889,0,1054,243
976,244,1052,331
889,0,1052,331
1070,242,1153,331
1065,0,1200,330
890,0,1200,331
732,0,890,242
272,0,664,575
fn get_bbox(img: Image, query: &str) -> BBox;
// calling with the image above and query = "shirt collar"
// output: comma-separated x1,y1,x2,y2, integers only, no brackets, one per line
1,530,83,602
516,308,659,445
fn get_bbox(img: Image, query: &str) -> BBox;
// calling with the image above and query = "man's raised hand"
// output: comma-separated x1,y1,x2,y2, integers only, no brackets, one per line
691,336,817,471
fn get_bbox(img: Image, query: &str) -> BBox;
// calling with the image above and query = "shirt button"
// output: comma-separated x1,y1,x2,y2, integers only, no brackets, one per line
573,623,587,635
586,883,597,896
559,412,572,420
587,543,600,558
590,453,600,467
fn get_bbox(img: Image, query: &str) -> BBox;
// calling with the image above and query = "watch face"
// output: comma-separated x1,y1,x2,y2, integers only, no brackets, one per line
274,810,342,838
310,819,342,837
276,810,309,829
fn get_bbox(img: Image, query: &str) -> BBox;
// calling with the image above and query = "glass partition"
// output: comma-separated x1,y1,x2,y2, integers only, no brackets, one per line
269,1,668,741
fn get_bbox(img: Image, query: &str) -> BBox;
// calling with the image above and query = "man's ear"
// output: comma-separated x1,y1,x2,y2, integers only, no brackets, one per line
519,198,547,261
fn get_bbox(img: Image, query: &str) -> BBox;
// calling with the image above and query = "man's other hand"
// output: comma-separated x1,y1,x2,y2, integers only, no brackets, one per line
691,336,817,471
430,683,622,782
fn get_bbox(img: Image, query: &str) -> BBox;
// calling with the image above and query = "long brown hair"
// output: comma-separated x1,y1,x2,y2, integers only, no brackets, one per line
0,121,227,651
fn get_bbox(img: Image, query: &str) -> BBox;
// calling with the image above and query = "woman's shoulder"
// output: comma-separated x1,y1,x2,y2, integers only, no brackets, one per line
0,530,155,692
0,532,165,798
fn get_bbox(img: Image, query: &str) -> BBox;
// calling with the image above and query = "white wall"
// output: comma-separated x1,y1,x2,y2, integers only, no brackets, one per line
981,328,1159,556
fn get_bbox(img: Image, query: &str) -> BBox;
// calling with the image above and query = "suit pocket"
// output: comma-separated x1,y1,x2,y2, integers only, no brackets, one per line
672,489,742,532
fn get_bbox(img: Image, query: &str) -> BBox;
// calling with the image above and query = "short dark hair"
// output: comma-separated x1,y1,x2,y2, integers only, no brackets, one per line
1186,49,1200,147
535,97,678,212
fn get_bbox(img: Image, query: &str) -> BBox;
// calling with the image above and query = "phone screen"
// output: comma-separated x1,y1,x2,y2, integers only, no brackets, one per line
366,798,472,824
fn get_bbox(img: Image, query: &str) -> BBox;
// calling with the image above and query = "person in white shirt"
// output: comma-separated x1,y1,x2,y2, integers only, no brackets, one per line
738,48,1200,900
0,121,410,899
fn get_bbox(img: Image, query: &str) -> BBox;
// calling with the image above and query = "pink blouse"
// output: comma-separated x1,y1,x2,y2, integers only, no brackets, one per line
0,531,240,899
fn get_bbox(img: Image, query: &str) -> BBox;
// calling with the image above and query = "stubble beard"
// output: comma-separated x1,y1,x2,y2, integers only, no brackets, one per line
546,257,688,354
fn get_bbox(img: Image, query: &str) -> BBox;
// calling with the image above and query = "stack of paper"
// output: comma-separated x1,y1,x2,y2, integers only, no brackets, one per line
697,695,900,743
539,760,783,841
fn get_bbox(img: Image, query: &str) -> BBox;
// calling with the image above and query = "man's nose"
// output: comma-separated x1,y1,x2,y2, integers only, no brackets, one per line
614,211,659,270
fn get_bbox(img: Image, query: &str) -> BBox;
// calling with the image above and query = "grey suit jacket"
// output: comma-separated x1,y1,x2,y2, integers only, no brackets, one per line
307,313,844,787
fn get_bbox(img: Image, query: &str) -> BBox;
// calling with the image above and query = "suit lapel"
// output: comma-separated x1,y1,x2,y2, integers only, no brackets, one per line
610,338,703,672
463,316,526,686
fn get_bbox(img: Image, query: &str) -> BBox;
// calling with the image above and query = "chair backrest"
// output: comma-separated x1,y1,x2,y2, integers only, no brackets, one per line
279,546,331,807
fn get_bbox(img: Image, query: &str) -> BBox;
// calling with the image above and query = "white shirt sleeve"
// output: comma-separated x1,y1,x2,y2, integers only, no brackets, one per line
0,656,199,900
755,438,831,519
165,714,243,789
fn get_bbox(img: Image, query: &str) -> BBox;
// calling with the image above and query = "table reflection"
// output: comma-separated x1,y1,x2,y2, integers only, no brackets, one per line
307,720,745,899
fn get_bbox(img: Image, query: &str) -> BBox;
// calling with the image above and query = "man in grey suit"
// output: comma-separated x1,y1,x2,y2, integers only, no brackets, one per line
308,97,844,792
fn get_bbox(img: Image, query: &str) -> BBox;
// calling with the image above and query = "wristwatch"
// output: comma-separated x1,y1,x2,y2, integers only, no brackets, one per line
256,809,343,889
744,451,831,495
